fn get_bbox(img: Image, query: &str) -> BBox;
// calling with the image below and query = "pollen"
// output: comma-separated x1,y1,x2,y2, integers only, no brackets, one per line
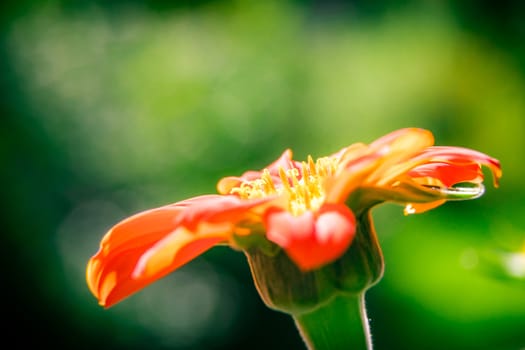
230,155,339,215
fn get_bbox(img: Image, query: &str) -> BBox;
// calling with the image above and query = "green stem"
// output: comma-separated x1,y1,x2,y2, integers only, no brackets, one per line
293,293,372,350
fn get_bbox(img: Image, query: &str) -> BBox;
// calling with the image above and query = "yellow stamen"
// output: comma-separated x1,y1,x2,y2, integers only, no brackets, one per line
279,167,293,194
308,155,316,175
229,155,340,215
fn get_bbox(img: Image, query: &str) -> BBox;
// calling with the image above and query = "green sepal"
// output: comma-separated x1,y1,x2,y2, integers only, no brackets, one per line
233,230,281,256
244,210,384,315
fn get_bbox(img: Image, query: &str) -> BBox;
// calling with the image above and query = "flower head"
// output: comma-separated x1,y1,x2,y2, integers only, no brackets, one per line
87,128,501,307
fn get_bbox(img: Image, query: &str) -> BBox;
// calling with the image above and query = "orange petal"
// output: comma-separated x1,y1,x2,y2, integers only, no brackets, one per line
102,228,228,308
368,127,434,153
325,153,384,203
327,129,434,199
265,204,356,271
217,176,244,195
86,204,188,299
87,195,268,307
335,142,368,165
132,224,230,280
404,200,446,215
365,128,435,185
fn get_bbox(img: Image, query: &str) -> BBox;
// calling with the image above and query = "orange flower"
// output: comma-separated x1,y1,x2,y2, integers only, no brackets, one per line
86,128,501,307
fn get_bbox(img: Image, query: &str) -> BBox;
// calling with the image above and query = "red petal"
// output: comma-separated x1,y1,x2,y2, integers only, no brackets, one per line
414,146,502,187
409,162,483,188
266,149,297,173
217,149,300,194
265,204,356,270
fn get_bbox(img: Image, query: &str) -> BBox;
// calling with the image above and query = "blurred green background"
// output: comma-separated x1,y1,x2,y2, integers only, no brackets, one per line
2,1,524,349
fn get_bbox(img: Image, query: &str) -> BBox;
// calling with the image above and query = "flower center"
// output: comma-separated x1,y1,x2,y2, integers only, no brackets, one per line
230,156,338,215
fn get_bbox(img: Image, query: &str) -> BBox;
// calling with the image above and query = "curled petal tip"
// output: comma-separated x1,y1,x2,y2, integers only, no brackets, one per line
491,161,502,188
217,176,241,194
